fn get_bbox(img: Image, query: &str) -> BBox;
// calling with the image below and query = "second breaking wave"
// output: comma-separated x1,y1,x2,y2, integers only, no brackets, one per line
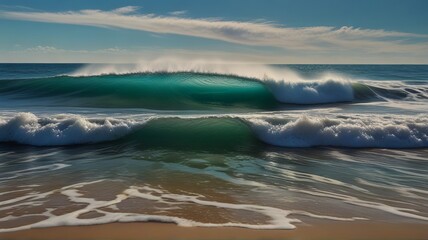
1,112,427,148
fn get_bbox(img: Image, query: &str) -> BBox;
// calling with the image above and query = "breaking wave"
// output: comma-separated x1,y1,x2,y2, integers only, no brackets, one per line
1,113,427,148
0,74,423,109
0,113,140,146
248,114,428,148
0,63,426,109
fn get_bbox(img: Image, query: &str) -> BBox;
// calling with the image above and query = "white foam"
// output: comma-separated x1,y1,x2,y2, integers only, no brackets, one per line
248,114,428,148
0,113,142,146
263,74,354,104
0,181,362,233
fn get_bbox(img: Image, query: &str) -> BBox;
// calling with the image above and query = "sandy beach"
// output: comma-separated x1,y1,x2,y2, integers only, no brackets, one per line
1,222,427,240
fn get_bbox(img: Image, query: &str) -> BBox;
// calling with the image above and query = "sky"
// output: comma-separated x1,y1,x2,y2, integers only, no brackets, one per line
0,0,427,63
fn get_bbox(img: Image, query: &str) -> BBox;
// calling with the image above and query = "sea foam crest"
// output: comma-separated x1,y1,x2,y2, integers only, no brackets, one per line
263,76,353,104
0,113,140,146
248,115,428,148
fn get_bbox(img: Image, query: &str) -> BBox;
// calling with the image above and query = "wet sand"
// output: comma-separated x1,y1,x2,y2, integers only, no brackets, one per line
0,222,427,240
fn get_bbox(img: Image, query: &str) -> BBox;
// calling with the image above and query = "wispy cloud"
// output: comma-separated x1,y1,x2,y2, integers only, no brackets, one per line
26,45,59,52
1,6,427,55
25,45,126,54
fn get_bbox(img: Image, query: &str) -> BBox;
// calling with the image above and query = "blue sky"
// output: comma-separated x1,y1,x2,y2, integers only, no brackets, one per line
0,0,427,63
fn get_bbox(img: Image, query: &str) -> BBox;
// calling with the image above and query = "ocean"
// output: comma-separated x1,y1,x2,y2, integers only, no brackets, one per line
0,63,427,231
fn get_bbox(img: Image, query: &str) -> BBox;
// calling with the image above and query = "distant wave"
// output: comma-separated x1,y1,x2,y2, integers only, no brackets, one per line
1,113,427,148
69,63,428,103
0,71,426,110
70,63,356,105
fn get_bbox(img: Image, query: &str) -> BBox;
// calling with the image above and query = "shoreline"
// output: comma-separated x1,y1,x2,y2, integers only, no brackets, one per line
0,222,427,240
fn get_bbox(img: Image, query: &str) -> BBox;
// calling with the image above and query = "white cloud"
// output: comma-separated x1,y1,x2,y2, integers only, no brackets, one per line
112,6,139,14
169,10,187,16
1,6,427,55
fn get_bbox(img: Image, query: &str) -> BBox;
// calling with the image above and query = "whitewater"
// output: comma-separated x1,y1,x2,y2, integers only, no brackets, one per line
0,112,427,148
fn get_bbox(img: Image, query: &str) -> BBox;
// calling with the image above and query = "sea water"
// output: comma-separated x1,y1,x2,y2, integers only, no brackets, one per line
0,63,427,231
